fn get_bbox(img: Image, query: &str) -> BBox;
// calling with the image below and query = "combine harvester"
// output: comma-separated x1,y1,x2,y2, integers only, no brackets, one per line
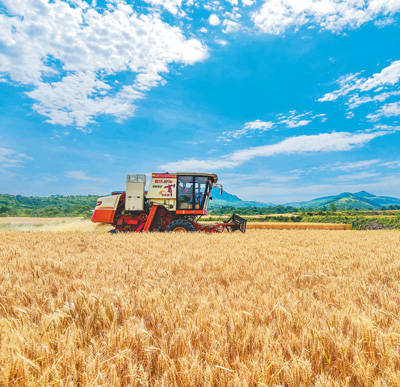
92,173,246,233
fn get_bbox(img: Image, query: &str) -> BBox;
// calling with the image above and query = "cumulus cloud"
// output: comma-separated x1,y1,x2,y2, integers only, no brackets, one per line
209,14,221,25
65,170,105,182
252,0,400,35
1,0,399,130
0,0,208,128
0,147,32,168
161,129,392,170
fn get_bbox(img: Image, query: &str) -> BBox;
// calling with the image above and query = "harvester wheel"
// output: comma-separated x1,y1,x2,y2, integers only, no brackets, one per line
166,220,195,233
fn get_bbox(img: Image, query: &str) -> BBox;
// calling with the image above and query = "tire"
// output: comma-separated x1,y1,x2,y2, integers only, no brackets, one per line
166,219,196,233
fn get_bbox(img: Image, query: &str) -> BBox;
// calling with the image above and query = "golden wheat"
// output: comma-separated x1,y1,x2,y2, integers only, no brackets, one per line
1,230,400,386
0,217,352,231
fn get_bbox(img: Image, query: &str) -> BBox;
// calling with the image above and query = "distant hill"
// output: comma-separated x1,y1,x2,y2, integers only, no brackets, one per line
210,188,273,208
286,191,400,210
1,190,400,217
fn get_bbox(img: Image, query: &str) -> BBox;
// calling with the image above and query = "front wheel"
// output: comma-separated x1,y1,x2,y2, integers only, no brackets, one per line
166,220,196,233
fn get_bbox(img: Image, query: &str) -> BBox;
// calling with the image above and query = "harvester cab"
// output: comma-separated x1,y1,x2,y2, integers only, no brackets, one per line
92,172,247,233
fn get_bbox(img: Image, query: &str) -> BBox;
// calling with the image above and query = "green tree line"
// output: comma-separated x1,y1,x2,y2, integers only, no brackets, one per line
0,194,98,217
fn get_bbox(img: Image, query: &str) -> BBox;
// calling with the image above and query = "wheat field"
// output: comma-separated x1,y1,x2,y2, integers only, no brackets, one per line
1,230,400,386
0,217,352,232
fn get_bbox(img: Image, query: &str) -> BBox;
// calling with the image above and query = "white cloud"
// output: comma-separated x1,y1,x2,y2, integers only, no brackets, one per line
223,172,299,185
301,159,382,174
203,2,223,12
319,61,400,103
336,171,381,181
293,155,400,176
252,0,400,35
219,120,274,141
367,101,400,121
347,91,400,109
330,159,381,172
1,0,398,132
224,9,243,21
318,74,361,103
0,1,208,128
144,0,183,15
319,60,400,123
209,14,221,25
277,111,314,128
0,147,32,168
381,160,400,168
160,129,392,171
291,159,384,177
277,111,327,128
65,170,104,182
215,39,229,46
357,60,400,91
245,120,275,131
222,19,241,32
219,111,326,141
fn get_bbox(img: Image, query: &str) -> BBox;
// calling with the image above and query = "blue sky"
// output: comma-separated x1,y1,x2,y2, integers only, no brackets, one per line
1,0,400,203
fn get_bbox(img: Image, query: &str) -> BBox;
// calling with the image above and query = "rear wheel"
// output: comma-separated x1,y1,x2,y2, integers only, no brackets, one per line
166,220,196,233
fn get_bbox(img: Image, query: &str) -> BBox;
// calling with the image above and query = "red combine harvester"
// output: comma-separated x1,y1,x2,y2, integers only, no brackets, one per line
92,172,247,233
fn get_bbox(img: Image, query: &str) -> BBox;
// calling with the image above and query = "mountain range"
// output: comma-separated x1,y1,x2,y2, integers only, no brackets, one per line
1,190,400,215
286,191,400,210
211,189,400,210
210,188,274,208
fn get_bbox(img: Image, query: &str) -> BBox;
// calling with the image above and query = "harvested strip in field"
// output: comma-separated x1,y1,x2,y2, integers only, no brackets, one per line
0,217,112,232
246,222,352,230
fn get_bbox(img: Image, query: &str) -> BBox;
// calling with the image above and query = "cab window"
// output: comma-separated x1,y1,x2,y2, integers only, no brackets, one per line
177,176,194,209
177,176,210,210
194,176,208,209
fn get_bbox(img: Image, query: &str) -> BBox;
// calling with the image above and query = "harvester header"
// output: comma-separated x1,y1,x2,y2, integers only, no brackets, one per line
92,172,246,233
